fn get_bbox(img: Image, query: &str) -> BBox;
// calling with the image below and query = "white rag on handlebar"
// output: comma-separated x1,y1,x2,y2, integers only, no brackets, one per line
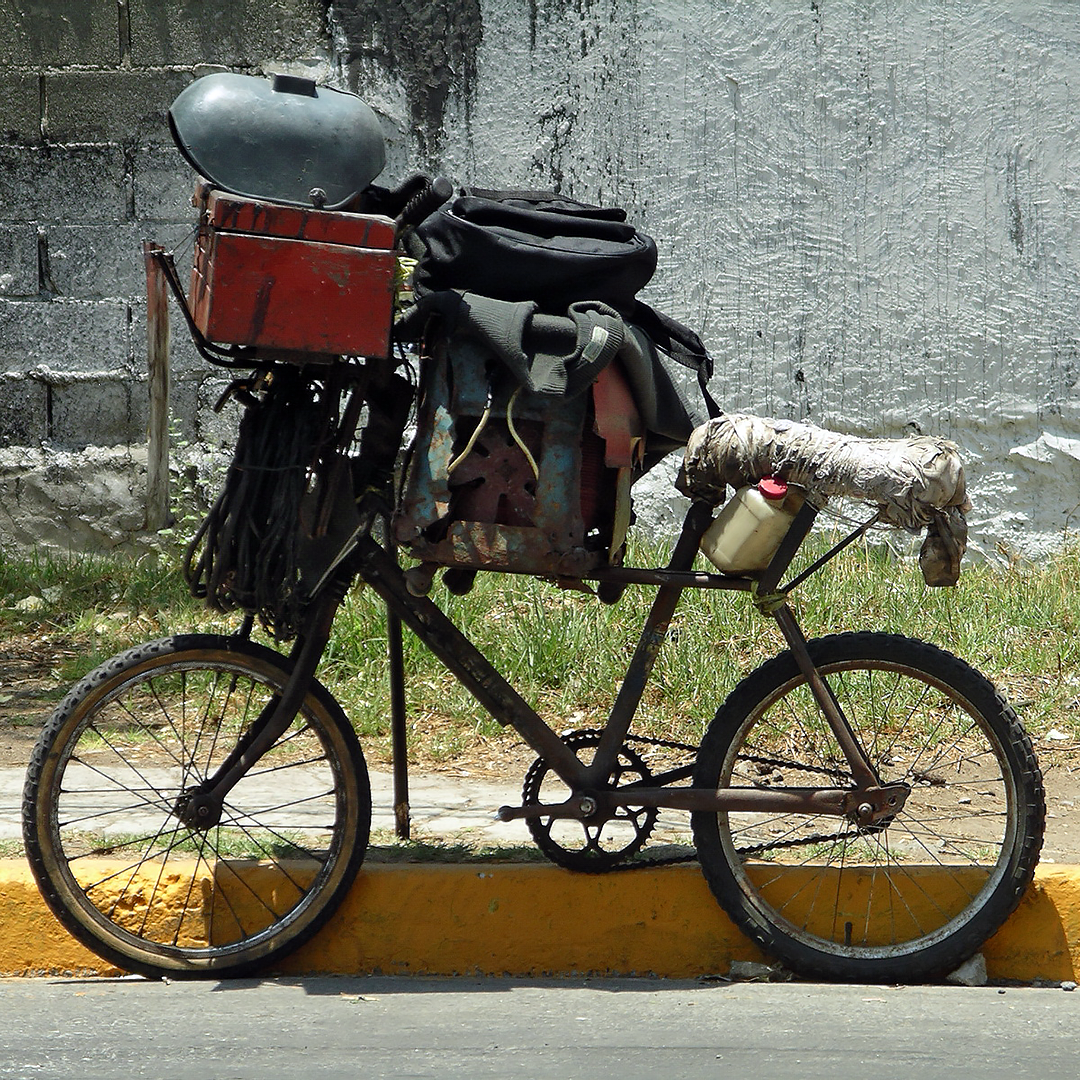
676,413,971,586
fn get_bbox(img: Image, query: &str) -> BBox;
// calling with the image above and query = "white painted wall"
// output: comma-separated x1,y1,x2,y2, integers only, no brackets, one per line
357,0,1080,556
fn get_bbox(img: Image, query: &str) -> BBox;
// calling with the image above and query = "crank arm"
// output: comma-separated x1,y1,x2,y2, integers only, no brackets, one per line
496,795,598,822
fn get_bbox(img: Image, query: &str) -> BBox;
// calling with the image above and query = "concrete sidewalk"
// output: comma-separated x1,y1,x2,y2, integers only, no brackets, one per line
1,765,1077,983
0,765,552,847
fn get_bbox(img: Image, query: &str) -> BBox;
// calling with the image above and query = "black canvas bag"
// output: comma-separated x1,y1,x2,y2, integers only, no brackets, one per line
410,189,658,316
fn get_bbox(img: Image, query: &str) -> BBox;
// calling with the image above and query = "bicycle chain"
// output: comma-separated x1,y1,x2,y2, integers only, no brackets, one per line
527,729,857,871
624,732,854,784
735,752,854,784
734,828,854,859
697,752,856,862
619,730,698,756
583,733,855,872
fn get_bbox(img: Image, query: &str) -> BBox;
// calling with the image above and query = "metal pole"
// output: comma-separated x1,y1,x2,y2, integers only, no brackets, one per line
388,605,410,838
143,241,170,531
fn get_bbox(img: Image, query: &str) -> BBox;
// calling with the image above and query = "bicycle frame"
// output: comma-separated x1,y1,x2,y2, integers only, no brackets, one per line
368,498,906,821
178,462,909,835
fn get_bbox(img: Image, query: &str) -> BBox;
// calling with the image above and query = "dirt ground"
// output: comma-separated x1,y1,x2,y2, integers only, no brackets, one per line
3,634,1079,862
0,633,80,770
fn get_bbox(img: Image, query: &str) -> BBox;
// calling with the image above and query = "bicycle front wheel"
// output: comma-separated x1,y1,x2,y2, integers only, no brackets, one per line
23,635,370,979
692,632,1044,983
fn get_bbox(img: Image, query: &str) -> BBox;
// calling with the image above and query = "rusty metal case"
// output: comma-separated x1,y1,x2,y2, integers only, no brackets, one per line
395,338,628,577
190,185,398,359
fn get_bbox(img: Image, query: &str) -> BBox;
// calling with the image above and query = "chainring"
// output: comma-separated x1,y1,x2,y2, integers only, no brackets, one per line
521,729,659,872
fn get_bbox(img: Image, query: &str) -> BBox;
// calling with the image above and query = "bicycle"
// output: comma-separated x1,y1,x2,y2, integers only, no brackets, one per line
20,334,1045,983
20,68,1046,978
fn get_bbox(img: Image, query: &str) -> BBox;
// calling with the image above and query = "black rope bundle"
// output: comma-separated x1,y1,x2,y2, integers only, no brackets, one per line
184,366,345,640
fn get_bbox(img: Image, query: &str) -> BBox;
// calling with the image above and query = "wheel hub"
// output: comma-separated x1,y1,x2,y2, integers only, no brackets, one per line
174,787,224,830
843,782,911,827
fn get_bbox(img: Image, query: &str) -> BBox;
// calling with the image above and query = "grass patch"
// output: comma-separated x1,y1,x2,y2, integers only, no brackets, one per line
4,527,1080,767
320,530,1080,760
0,543,235,680
0,545,191,622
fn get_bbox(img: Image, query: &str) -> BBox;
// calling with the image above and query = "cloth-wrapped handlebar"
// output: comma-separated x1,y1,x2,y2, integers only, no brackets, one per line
676,413,971,586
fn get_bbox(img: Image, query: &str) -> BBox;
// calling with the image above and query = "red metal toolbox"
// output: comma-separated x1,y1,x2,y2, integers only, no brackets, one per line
189,185,398,359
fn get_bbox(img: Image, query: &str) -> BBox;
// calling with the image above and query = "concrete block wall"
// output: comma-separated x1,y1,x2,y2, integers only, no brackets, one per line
0,0,332,456
4,1,1080,557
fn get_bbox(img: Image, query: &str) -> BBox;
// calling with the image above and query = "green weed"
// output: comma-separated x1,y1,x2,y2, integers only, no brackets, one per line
5,529,1080,766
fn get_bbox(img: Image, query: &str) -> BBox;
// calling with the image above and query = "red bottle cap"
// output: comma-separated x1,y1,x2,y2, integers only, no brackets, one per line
758,476,788,500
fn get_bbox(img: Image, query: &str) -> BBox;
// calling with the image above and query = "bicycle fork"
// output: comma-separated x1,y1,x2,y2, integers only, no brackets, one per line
172,575,348,830
767,601,911,827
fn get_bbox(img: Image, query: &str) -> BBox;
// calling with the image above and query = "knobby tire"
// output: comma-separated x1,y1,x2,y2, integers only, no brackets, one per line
691,632,1044,983
22,635,370,979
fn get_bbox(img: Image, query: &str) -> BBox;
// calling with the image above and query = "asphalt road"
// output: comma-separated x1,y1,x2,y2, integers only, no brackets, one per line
0,975,1076,1080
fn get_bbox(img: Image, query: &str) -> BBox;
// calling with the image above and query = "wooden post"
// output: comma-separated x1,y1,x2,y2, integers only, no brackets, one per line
144,241,170,531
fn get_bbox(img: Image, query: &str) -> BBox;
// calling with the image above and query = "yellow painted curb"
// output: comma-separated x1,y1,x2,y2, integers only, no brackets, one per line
1,859,1077,982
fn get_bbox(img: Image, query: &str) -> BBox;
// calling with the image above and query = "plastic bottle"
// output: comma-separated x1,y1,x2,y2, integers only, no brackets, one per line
700,476,803,574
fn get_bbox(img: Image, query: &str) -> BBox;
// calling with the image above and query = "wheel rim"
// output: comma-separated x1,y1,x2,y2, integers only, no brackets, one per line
713,658,1021,960
35,651,364,969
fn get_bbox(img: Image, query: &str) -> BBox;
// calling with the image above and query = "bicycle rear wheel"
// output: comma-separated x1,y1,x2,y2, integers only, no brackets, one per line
23,635,370,979
692,632,1044,983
